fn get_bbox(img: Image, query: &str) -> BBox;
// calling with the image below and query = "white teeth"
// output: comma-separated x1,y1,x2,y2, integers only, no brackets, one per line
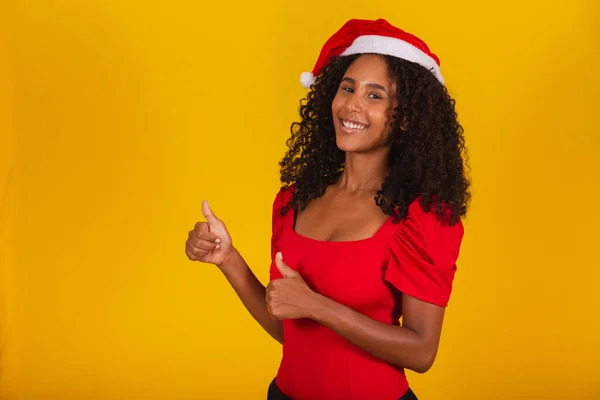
342,120,367,130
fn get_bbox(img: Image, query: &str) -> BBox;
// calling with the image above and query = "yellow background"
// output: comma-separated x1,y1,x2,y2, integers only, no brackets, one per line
1,0,599,399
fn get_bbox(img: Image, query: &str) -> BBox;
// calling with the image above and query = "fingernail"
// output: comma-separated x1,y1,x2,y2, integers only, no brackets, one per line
215,238,221,243
276,252,282,259
216,244,221,249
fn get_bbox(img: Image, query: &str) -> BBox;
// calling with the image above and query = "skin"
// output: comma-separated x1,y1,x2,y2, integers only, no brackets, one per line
185,54,446,373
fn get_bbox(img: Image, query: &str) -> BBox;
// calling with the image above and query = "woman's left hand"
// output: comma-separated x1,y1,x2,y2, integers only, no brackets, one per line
266,252,321,320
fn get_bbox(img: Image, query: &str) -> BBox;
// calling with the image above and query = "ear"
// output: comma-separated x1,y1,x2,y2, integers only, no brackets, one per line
400,115,409,131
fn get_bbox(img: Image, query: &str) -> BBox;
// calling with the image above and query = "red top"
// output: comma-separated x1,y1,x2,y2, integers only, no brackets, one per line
269,186,464,400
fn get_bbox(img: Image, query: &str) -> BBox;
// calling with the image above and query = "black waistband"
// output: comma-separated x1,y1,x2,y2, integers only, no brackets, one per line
267,378,419,400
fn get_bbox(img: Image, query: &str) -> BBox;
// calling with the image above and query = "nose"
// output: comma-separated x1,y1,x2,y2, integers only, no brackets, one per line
345,92,363,112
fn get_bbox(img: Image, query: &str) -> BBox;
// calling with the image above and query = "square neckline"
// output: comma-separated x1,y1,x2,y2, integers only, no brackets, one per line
286,203,395,245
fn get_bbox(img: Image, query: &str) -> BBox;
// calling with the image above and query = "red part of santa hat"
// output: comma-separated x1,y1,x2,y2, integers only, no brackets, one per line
300,18,444,88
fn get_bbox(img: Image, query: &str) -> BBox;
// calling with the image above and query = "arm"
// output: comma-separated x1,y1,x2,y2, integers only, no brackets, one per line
310,292,444,373
220,248,284,344
312,204,460,372
185,201,283,344
268,253,445,373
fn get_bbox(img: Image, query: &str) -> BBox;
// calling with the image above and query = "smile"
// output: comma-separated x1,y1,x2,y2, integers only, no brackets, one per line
340,119,368,130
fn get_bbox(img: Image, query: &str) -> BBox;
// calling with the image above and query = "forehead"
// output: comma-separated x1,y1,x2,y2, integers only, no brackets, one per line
343,54,393,83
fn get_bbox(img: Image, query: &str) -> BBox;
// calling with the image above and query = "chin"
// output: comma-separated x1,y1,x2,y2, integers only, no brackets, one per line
335,132,391,155
335,135,367,153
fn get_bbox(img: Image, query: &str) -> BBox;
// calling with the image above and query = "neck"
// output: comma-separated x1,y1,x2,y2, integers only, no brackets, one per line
334,151,389,193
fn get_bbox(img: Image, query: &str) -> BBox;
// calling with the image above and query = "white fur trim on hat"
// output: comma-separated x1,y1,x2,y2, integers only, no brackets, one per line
341,35,444,84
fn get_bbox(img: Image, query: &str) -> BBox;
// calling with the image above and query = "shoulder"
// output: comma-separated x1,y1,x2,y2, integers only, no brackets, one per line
397,197,464,241
388,197,464,279
401,197,464,236
272,184,295,212
384,198,464,307
271,184,296,228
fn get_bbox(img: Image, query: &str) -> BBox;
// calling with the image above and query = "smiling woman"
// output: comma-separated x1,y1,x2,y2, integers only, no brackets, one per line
332,56,399,153
186,18,470,400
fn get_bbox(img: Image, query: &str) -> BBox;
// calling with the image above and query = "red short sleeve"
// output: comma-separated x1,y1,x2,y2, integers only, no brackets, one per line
270,186,295,259
384,200,464,307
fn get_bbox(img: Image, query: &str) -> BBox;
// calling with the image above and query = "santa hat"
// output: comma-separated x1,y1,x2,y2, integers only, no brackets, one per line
300,18,444,88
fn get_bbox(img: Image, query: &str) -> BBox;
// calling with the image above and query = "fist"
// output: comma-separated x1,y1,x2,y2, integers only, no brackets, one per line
185,200,233,267
266,253,318,320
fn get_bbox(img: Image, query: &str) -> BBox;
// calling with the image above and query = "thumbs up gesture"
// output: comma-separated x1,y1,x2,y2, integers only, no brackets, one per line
185,200,233,267
266,253,320,320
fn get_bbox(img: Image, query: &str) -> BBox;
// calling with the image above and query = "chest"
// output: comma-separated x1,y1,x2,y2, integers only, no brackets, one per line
273,228,396,315
293,195,389,243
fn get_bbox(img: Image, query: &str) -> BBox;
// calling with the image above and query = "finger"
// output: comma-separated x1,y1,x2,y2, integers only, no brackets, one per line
275,252,299,279
185,248,197,260
191,245,216,259
265,291,274,318
266,302,279,321
202,200,222,226
193,222,209,237
191,240,220,252
185,246,212,261
266,303,276,320
191,227,220,243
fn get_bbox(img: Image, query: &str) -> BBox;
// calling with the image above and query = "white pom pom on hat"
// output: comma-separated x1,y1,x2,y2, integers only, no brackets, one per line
300,71,316,88
299,18,444,89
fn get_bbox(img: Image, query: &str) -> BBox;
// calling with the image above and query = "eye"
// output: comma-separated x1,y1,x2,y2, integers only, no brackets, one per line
368,93,382,100
341,86,354,93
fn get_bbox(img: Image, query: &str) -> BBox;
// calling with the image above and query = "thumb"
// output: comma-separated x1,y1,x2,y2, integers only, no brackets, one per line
202,200,222,226
275,252,300,279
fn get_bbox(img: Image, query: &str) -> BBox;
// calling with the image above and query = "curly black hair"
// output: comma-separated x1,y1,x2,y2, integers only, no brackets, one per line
279,54,471,226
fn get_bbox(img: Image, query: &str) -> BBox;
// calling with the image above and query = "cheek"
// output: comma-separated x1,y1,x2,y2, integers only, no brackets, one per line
366,110,394,142
370,108,392,128
331,96,342,115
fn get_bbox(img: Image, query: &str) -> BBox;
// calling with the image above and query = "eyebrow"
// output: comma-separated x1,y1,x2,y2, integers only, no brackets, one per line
341,77,388,94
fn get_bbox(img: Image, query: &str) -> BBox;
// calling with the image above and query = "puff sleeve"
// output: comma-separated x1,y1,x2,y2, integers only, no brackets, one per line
384,200,464,307
270,186,290,261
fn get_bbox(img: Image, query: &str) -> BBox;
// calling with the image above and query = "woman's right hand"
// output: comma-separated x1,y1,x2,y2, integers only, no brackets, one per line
185,200,234,268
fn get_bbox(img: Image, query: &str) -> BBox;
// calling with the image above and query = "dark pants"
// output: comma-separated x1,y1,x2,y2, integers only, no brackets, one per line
267,378,419,400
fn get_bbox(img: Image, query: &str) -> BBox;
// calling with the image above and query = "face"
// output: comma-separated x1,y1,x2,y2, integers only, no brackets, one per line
331,54,398,154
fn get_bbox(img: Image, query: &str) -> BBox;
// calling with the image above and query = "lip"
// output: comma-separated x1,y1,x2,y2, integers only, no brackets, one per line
338,118,369,133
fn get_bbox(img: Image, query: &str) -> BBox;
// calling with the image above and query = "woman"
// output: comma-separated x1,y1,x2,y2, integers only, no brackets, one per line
186,18,470,400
